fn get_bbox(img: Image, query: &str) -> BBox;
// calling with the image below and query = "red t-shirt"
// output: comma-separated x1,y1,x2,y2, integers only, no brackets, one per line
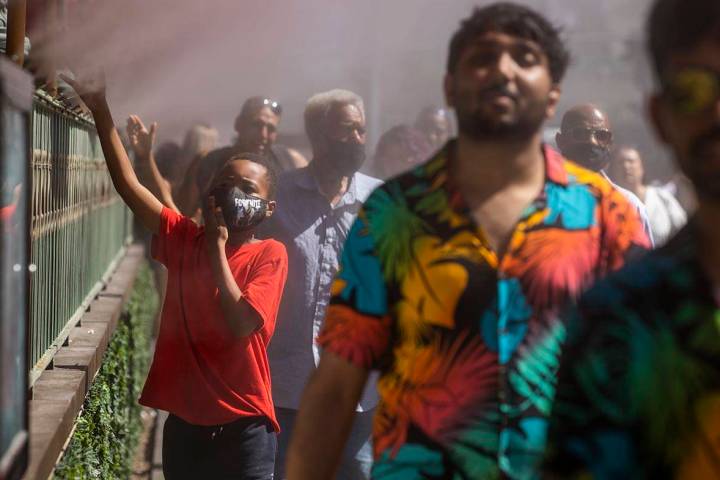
140,208,288,430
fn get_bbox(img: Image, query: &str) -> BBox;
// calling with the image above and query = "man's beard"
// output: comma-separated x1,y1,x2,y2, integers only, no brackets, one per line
686,125,720,200
455,89,549,142
561,144,611,172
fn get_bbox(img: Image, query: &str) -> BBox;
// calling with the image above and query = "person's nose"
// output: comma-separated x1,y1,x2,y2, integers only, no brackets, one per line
350,128,365,144
259,125,270,143
484,51,514,86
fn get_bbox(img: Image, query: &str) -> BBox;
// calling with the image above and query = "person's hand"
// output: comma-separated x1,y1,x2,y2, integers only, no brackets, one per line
58,69,108,113
126,115,157,161
203,196,228,251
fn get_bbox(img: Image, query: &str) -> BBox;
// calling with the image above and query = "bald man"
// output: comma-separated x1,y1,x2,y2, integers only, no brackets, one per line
415,106,452,151
557,104,654,244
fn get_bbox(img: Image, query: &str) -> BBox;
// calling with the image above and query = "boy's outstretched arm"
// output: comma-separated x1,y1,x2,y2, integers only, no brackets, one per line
126,115,181,214
62,72,163,233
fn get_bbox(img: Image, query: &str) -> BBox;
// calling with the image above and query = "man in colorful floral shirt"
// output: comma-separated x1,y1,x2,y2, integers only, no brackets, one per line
285,3,650,479
545,0,720,477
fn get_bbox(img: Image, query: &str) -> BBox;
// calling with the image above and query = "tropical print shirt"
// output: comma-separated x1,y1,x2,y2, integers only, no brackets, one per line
317,142,651,479
545,222,720,479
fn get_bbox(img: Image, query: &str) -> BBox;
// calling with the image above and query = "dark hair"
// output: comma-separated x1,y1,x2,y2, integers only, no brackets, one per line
447,2,570,83
647,0,720,80
154,141,182,182
225,152,279,200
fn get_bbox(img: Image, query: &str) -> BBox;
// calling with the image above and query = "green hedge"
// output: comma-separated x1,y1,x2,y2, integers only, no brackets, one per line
54,263,159,479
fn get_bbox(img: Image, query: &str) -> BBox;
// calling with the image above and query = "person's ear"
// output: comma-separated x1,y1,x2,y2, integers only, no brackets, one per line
233,114,243,135
546,85,562,119
555,131,565,151
648,94,671,144
313,133,330,159
265,200,276,218
444,73,456,108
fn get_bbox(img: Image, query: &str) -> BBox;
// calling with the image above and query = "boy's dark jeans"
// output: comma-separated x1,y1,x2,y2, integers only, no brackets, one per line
163,414,277,479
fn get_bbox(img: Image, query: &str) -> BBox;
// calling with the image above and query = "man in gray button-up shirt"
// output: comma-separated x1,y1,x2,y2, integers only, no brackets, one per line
259,89,381,480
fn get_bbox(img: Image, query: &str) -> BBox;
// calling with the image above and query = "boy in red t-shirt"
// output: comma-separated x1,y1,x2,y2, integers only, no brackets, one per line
64,73,288,479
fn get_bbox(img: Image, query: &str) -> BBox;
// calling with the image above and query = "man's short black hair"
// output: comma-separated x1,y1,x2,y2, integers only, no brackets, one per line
447,2,570,83
226,152,279,200
647,0,720,80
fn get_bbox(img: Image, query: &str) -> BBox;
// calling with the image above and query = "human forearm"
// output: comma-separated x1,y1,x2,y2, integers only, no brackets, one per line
137,151,181,212
90,104,162,232
92,103,142,196
287,353,369,480
207,244,261,337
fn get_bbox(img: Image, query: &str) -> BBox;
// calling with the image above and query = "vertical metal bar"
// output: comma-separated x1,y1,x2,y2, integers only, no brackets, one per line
5,0,27,66
45,0,58,97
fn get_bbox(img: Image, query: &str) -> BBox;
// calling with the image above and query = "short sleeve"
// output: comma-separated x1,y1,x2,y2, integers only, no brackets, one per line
317,210,392,370
660,188,688,231
151,207,199,269
599,188,651,273
241,241,288,332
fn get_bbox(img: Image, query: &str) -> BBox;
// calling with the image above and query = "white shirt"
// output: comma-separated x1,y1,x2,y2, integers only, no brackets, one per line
643,185,687,246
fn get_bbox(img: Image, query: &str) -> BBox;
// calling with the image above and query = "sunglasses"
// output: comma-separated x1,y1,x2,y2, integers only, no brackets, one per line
262,98,282,115
564,126,613,147
663,67,720,115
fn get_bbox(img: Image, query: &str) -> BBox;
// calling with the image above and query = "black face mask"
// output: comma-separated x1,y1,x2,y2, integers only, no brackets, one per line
209,185,269,232
326,138,366,176
562,143,611,172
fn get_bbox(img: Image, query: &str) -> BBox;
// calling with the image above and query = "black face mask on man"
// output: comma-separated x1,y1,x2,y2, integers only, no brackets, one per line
562,143,611,172
326,138,366,177
209,185,269,232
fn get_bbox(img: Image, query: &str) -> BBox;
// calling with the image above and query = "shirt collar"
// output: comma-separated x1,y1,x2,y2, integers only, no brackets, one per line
434,141,570,187
293,165,360,205
543,145,569,186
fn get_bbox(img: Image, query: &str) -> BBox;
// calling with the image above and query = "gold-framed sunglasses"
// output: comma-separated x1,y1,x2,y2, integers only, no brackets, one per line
663,66,720,115
564,126,613,147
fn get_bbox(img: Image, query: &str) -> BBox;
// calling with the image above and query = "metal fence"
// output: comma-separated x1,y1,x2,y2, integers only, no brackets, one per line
29,90,132,384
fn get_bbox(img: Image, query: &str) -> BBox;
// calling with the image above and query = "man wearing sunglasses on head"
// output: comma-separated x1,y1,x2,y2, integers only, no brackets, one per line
557,103,654,244
203,96,307,175
177,96,308,220
234,97,308,172
545,0,720,477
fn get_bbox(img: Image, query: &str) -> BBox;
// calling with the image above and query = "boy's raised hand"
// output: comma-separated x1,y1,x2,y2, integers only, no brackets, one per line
59,69,108,113
126,115,157,161
61,68,164,234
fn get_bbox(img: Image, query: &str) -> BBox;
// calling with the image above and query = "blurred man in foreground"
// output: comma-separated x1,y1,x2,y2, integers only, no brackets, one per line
546,0,720,477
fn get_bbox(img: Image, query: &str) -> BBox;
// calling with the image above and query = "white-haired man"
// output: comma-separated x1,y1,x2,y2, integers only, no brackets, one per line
258,89,381,480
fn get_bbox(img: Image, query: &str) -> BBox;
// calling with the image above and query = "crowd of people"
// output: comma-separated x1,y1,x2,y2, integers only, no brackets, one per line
58,0,720,478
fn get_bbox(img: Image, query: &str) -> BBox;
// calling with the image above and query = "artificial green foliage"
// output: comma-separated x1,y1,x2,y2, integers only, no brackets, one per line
54,263,158,479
